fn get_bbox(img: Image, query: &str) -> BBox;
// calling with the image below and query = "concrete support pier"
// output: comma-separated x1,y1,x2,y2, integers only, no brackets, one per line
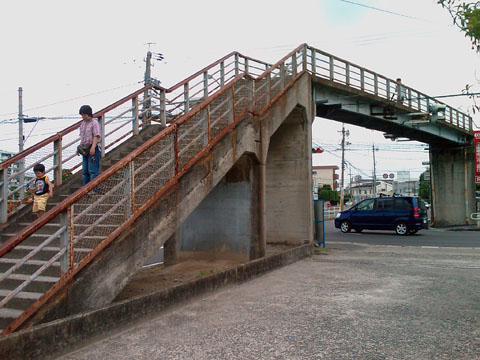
430,145,476,226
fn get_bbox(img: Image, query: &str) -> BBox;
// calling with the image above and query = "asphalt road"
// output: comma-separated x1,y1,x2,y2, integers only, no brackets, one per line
58,230,480,359
324,220,480,248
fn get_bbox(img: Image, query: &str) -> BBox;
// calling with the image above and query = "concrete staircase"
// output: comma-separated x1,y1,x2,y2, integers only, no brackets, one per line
0,125,164,332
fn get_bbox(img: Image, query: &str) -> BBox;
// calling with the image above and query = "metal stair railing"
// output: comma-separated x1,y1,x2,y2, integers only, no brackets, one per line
0,43,473,335
0,49,289,335
0,52,271,224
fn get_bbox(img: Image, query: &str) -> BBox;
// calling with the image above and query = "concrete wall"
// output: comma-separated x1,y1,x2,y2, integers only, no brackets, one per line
178,155,259,262
431,145,476,226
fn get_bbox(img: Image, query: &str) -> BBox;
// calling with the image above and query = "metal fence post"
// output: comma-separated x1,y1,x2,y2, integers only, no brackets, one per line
0,169,8,223
329,56,334,80
202,108,208,147
267,73,272,103
302,45,307,72
160,89,167,127
184,83,190,115
59,210,69,275
229,87,234,123
132,97,139,136
345,63,350,86
292,53,297,76
203,71,208,99
220,61,225,87
280,63,285,88
312,50,317,76
360,68,365,91
53,137,63,187
98,115,105,158
235,54,239,76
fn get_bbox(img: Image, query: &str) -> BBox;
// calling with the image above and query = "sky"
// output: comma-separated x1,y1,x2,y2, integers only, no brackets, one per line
1,0,479,185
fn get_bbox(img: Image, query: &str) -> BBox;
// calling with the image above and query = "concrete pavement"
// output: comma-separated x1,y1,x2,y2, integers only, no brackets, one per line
59,243,480,360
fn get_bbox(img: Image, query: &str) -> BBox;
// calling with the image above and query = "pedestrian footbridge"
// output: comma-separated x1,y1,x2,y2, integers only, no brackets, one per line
0,44,476,335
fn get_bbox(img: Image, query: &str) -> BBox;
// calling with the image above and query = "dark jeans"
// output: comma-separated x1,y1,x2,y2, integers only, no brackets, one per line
82,146,101,186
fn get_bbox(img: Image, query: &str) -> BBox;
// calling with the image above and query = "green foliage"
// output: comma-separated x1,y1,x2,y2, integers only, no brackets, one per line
317,189,340,202
418,173,431,201
438,1,480,52
62,169,72,182
438,2,480,115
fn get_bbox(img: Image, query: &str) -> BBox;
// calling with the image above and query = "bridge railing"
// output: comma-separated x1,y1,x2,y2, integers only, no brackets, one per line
0,53,271,224
304,46,472,132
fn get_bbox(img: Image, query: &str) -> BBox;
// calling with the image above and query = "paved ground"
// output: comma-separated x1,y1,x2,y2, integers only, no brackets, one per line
59,241,480,359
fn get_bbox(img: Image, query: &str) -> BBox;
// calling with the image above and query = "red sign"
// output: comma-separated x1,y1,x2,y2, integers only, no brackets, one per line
475,131,480,176
476,175,480,183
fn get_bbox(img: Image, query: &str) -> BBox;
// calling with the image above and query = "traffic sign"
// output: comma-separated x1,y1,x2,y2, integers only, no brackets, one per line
389,173,395,179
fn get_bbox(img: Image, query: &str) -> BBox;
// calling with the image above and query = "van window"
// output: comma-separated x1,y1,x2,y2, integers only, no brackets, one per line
357,199,374,210
395,197,412,209
418,199,427,211
377,198,393,210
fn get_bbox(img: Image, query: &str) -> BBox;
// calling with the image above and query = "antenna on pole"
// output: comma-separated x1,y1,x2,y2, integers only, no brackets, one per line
143,43,164,86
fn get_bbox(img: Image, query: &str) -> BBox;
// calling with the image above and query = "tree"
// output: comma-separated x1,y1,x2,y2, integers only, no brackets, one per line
438,1,480,52
418,173,431,201
438,1,480,114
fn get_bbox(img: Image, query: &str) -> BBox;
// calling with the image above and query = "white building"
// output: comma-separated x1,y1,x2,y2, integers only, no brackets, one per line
349,179,394,202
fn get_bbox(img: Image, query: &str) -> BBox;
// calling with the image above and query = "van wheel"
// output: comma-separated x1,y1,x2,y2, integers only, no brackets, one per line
395,222,408,235
340,220,352,233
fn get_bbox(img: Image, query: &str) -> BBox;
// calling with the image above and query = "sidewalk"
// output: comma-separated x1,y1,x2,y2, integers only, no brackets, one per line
58,243,480,360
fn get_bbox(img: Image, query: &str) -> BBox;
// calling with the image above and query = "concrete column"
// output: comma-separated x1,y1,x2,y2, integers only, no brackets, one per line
178,155,260,262
430,145,476,226
163,230,181,266
265,107,313,245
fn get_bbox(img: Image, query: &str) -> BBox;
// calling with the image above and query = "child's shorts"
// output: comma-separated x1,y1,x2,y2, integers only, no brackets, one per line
33,193,49,213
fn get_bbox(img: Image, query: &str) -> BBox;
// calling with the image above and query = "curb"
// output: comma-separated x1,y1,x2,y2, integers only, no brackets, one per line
0,243,313,360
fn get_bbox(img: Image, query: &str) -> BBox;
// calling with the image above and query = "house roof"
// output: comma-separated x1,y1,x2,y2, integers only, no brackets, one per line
312,165,339,170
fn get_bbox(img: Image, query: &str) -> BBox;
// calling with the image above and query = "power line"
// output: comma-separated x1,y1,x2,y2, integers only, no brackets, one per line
338,0,423,21
0,81,142,117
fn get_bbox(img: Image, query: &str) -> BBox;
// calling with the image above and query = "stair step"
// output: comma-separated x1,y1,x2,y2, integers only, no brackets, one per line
0,273,59,283
0,258,60,267
0,289,42,300
16,245,92,253
0,307,23,319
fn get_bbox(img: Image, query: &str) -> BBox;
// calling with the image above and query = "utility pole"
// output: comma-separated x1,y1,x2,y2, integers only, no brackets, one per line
144,50,152,86
143,50,153,127
372,143,377,198
18,87,25,200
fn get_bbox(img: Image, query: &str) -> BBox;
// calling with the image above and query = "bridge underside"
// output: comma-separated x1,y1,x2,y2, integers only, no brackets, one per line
312,77,476,226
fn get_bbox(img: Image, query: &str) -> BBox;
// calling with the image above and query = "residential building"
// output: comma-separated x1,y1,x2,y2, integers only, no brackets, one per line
312,165,339,190
348,179,394,202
